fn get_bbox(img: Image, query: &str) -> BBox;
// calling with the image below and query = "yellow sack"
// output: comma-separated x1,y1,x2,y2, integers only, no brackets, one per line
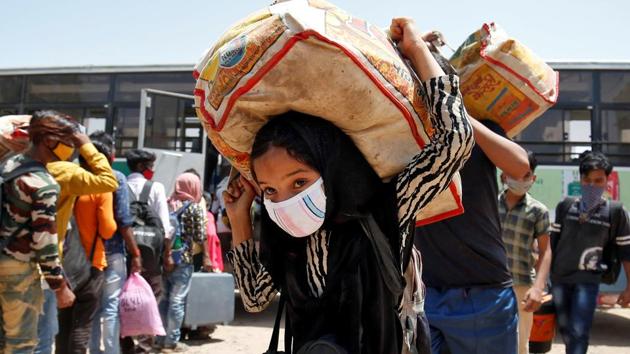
194,0,463,225
450,23,558,137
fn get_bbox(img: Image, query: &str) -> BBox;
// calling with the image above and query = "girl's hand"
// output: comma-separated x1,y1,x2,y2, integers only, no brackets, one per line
223,175,256,226
389,17,445,81
389,18,426,61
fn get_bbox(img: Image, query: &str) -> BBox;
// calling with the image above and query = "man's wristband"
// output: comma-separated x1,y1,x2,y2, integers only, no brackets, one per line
130,248,141,258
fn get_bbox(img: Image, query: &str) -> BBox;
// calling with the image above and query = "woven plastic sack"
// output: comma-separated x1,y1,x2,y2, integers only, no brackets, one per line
194,0,463,225
119,273,165,337
0,115,31,162
450,23,558,137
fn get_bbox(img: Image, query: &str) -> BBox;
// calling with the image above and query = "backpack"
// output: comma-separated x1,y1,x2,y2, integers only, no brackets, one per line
554,197,625,285
168,201,193,265
128,181,165,275
0,160,48,251
62,216,97,291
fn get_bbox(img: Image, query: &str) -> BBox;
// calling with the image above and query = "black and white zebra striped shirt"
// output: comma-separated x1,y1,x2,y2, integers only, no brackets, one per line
228,75,474,312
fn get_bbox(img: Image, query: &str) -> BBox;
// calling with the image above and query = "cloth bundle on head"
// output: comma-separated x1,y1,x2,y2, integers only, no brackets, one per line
0,115,31,161
168,172,202,211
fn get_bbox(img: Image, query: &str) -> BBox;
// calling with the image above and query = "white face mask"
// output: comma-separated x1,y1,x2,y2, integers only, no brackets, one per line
505,176,534,196
263,177,326,237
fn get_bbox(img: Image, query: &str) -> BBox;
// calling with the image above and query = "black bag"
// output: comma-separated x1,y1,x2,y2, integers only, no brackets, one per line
263,293,290,354
263,293,347,354
0,160,48,251
128,181,165,274
62,217,97,291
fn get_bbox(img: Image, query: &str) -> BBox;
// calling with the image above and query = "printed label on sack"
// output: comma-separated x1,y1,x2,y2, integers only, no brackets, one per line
460,64,539,132
203,16,286,110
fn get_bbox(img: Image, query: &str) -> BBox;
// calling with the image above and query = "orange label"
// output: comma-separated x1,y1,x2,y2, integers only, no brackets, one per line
460,64,539,132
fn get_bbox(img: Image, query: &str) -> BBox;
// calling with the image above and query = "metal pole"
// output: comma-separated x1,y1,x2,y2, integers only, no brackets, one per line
138,89,148,148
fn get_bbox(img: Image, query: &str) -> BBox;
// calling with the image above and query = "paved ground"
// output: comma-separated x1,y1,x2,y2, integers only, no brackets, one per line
179,294,630,354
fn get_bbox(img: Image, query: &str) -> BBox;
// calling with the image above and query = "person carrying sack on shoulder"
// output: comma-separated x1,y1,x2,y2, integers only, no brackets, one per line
0,110,76,353
550,151,630,354
223,18,474,354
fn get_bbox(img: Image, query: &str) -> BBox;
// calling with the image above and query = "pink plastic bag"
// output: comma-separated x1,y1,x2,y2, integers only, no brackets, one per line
119,273,165,337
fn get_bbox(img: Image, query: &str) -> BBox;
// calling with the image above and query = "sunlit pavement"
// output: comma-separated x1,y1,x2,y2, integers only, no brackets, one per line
178,293,630,354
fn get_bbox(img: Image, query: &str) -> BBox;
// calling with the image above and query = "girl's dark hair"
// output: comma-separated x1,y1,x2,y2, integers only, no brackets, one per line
28,110,77,144
579,150,613,176
250,117,318,179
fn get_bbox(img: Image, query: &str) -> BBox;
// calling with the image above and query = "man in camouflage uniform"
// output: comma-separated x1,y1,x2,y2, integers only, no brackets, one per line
0,111,76,353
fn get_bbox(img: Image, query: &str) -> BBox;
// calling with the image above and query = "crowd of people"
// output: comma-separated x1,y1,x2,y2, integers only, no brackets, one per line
0,110,224,353
0,17,629,354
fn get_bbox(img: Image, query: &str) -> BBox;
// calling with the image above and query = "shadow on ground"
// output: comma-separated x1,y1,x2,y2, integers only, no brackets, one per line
588,309,630,346
185,338,225,347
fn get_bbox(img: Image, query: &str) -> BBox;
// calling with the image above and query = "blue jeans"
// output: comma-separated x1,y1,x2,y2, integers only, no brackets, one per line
157,263,193,347
34,288,58,354
90,253,127,354
551,283,599,354
425,287,518,354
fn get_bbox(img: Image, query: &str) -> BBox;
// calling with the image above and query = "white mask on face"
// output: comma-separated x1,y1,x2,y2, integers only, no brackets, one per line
263,177,326,237
505,176,534,196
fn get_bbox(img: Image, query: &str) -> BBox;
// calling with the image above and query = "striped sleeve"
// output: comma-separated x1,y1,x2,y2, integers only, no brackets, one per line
227,238,278,312
396,75,474,229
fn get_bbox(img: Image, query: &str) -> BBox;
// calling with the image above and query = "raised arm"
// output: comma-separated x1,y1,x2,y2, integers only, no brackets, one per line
224,176,278,312
470,118,529,179
390,18,474,228
70,133,119,192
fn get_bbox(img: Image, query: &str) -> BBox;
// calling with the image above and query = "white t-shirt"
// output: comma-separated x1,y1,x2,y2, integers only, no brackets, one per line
127,173,173,238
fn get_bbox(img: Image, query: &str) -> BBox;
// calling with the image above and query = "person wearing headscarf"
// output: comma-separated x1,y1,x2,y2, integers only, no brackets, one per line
155,172,207,352
222,18,474,354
